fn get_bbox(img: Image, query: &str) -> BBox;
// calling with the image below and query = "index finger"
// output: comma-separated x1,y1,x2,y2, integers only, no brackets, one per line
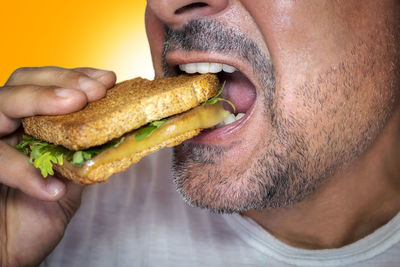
5,67,116,102
0,85,87,136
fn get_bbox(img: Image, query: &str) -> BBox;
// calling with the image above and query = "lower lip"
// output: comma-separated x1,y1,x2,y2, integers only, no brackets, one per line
188,103,255,144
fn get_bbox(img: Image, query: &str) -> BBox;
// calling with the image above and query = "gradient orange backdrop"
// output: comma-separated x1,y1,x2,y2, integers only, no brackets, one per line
0,0,153,85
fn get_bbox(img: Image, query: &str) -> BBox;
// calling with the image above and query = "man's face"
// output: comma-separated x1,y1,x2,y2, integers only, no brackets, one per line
145,0,399,213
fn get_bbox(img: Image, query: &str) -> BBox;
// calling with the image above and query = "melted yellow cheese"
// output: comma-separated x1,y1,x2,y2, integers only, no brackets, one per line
80,102,230,175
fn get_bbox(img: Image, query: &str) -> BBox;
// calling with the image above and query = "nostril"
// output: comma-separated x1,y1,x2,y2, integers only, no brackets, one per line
175,2,209,15
147,0,228,27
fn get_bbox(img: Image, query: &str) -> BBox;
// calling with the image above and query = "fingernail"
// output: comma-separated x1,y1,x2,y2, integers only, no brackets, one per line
79,77,100,92
97,72,113,86
46,177,65,197
55,88,75,99
93,70,111,78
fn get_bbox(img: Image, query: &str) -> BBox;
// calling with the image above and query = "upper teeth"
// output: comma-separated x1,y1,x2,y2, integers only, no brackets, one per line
179,63,237,74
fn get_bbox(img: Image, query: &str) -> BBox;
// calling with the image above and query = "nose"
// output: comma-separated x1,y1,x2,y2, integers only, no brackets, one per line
147,0,229,28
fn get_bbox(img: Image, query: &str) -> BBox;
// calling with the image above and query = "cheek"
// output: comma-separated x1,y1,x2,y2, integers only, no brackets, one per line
276,62,394,168
241,0,356,108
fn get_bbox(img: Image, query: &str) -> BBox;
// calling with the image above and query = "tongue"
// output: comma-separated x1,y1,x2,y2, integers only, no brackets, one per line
219,71,256,114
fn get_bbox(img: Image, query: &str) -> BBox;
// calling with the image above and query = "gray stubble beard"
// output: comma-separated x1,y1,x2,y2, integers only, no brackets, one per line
165,19,397,213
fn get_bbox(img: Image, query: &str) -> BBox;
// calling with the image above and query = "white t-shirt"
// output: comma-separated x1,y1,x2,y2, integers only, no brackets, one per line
42,149,400,267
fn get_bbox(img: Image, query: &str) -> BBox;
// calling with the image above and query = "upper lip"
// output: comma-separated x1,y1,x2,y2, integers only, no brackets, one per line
165,51,259,91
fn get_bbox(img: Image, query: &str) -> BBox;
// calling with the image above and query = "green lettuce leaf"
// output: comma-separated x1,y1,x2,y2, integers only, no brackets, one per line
16,136,69,177
16,135,126,177
202,81,236,113
135,119,167,141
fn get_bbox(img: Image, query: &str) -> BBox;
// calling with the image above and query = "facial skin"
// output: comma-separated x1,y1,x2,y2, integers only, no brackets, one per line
146,0,400,247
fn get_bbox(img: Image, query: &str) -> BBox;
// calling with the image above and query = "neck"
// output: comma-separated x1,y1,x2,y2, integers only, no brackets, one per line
245,108,400,249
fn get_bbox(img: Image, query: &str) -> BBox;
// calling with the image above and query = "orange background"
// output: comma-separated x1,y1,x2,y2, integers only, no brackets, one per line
0,0,153,85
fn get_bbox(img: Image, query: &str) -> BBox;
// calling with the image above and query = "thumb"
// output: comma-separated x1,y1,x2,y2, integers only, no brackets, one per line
57,178,85,223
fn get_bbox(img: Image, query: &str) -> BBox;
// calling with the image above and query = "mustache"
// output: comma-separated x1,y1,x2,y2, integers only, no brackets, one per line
161,19,275,108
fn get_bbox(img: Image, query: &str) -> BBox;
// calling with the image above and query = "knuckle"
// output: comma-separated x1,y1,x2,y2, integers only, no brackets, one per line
0,142,33,186
0,142,8,164
10,67,35,80
12,67,29,76
51,67,69,80
0,145,21,188
0,113,19,136
6,68,29,84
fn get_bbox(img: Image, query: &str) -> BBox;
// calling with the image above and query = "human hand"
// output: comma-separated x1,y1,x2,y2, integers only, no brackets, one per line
0,67,116,266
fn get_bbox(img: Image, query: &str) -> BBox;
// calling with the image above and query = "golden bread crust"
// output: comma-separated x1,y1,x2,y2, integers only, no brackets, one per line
53,129,200,184
22,74,219,150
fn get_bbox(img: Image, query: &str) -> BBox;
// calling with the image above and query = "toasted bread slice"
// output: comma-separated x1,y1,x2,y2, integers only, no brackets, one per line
22,74,219,150
52,101,230,185
54,129,200,184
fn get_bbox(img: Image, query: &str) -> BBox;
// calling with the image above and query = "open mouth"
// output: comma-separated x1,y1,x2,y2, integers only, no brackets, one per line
177,62,257,143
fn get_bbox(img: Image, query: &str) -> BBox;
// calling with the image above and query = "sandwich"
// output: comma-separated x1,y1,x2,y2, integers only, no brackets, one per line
16,74,234,184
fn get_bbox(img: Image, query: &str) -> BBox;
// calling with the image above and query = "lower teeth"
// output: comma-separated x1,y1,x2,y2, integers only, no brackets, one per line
214,112,246,129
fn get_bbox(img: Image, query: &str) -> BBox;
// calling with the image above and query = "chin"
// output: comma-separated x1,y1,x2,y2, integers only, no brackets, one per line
171,138,326,214
171,145,269,213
